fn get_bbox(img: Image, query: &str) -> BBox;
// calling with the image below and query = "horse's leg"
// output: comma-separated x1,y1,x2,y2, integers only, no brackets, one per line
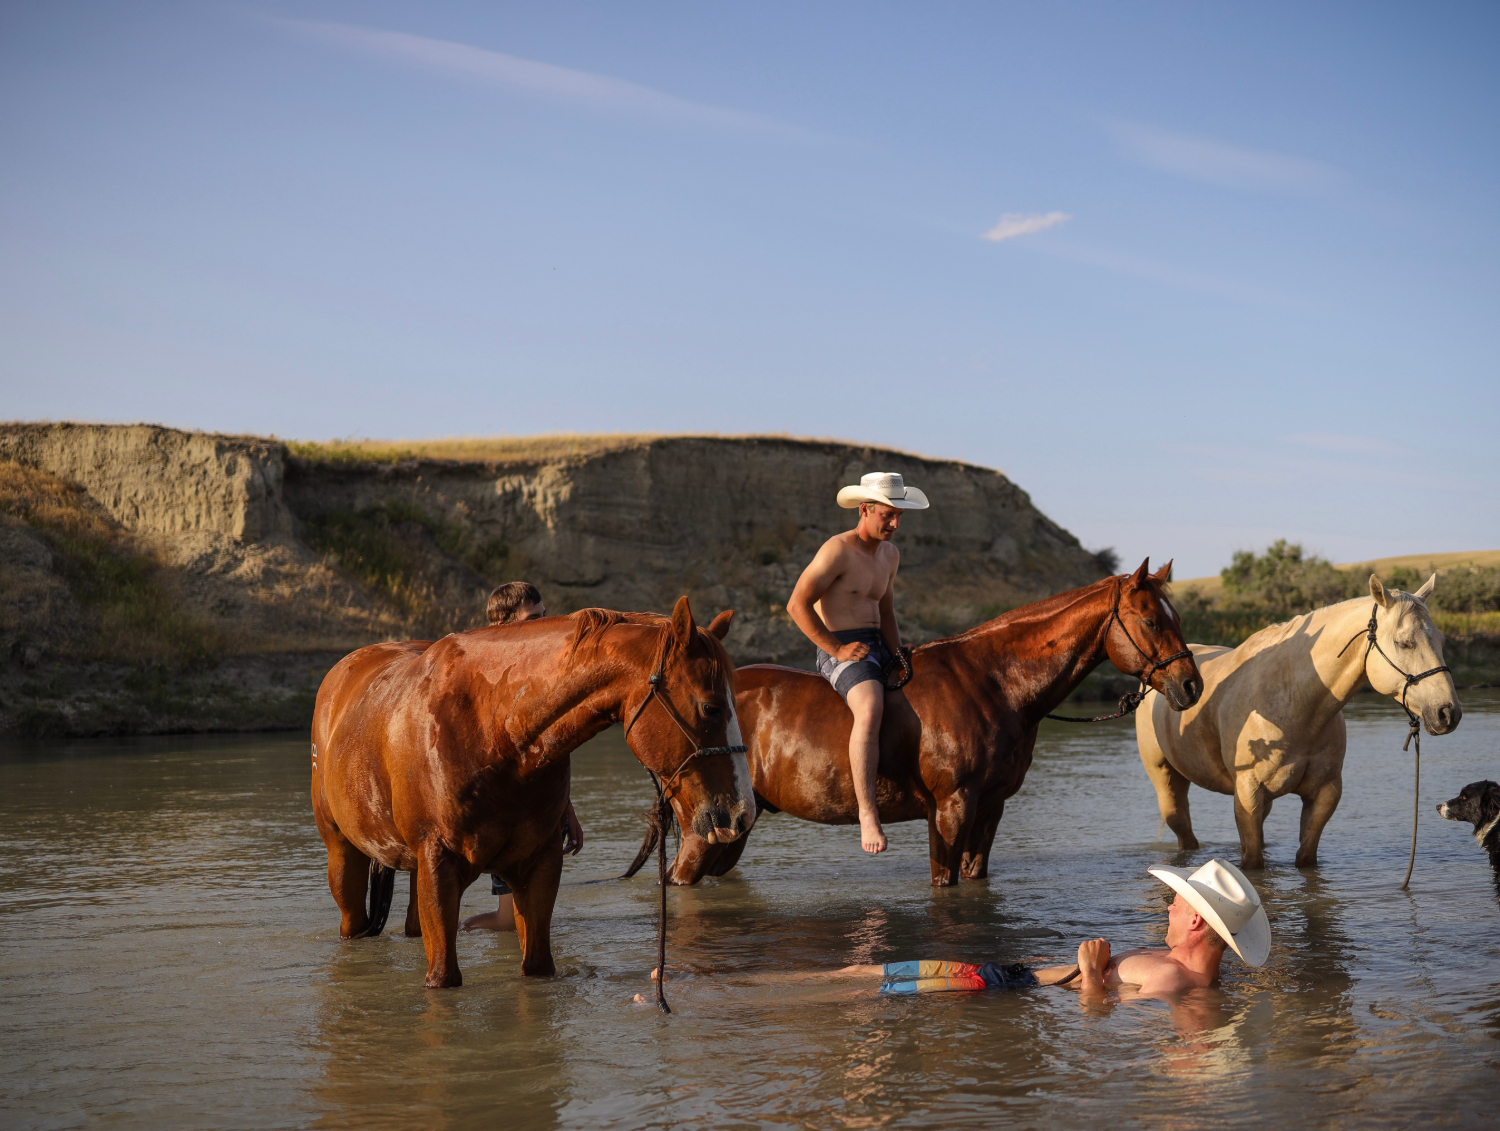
323,827,375,938
669,831,715,885
927,789,976,887
670,828,752,883
703,830,751,877
512,842,564,978
403,871,421,938
414,841,468,988
1138,721,1200,850
960,800,1003,881
1233,779,1272,870
1295,777,1343,868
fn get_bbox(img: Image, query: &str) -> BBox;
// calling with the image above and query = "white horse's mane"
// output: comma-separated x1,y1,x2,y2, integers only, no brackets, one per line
1239,590,1430,653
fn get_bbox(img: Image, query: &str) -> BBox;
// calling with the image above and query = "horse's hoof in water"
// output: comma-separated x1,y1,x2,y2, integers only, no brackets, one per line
424,971,463,989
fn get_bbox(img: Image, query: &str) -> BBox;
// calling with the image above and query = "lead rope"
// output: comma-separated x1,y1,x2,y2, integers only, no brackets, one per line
1402,720,1420,890
1336,604,1449,889
648,770,673,1014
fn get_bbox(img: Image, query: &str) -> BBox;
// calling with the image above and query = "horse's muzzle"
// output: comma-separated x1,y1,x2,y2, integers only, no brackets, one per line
693,804,753,844
1426,701,1462,735
1162,673,1202,711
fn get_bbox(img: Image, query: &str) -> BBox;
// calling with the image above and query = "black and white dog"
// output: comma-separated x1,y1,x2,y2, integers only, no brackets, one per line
1437,780,1500,895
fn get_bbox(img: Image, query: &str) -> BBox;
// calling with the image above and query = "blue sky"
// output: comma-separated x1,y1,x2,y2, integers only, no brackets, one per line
2,1,1496,578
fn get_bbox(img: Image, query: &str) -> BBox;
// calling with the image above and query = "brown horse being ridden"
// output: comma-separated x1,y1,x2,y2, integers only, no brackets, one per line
311,597,753,988
633,561,1203,887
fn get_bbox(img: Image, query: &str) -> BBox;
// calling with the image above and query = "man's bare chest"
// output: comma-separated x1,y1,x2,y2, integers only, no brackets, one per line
833,549,894,600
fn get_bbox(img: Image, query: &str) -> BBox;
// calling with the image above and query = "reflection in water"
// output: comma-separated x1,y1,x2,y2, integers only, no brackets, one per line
2,692,1500,1128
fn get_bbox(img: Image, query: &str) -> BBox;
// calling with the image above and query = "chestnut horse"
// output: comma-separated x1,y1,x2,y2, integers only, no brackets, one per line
639,560,1203,886
311,597,752,987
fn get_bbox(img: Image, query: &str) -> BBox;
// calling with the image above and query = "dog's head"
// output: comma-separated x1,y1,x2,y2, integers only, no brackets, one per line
1437,780,1500,834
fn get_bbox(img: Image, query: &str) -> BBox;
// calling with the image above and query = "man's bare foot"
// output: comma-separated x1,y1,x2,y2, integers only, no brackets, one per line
859,811,888,854
460,894,517,933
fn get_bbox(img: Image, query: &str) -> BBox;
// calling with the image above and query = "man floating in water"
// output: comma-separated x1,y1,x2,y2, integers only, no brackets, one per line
786,471,928,854
876,859,1270,995
642,859,1269,998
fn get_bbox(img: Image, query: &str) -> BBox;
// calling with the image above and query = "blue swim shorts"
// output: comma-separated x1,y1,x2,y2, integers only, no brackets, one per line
815,628,894,701
879,960,1039,995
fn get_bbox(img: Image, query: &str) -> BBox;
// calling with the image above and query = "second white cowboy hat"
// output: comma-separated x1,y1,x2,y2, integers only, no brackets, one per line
1147,858,1271,967
836,471,930,510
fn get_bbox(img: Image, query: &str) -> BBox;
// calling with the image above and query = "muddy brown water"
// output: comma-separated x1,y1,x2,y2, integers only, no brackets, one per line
3,691,1499,1129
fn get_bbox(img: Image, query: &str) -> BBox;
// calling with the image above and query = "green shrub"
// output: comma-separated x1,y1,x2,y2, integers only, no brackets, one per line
1220,540,1352,618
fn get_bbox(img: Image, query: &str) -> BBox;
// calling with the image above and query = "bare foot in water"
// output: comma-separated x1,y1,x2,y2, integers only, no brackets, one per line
859,810,888,854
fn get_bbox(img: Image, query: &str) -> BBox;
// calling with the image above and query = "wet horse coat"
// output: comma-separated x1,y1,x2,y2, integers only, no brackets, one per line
311,598,752,987
1136,575,1463,869
656,561,1203,886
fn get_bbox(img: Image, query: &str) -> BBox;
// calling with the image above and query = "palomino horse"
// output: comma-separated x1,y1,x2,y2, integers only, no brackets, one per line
641,560,1202,886
1136,575,1462,869
310,597,753,987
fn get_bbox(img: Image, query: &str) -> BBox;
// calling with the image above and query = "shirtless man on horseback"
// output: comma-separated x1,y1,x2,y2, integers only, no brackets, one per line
787,472,928,854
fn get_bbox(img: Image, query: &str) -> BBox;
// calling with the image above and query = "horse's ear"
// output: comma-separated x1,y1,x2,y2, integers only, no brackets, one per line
671,595,697,648
1152,559,1173,583
707,610,734,640
1414,573,1436,602
1129,558,1150,586
1369,574,1390,609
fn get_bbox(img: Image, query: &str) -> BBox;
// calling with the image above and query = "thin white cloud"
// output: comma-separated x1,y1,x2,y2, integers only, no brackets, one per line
981,212,1072,242
270,17,794,136
1108,120,1345,195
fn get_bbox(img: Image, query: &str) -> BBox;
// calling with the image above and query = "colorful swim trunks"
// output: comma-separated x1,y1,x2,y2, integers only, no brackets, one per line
815,628,895,701
879,960,1039,995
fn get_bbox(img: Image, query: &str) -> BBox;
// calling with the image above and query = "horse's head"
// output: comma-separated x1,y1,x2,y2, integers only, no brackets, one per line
1366,574,1462,735
625,596,757,845
1109,559,1203,710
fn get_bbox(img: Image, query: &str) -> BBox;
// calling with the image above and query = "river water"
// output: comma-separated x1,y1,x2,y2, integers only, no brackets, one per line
2,690,1498,1129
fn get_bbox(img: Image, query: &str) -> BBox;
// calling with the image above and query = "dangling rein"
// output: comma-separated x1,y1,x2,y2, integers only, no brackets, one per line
1046,578,1192,724
1337,604,1451,889
623,654,748,1015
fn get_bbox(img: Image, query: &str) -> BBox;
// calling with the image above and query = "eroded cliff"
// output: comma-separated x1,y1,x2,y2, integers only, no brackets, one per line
0,423,1110,734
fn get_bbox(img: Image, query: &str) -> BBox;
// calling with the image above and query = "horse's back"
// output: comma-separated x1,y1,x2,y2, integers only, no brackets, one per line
313,640,434,747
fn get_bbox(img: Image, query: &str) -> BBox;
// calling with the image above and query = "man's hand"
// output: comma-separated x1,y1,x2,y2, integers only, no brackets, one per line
1077,937,1112,991
561,800,584,856
835,640,872,663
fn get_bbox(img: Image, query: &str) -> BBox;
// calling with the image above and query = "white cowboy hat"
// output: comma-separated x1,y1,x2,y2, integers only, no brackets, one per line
836,471,930,510
1148,858,1271,967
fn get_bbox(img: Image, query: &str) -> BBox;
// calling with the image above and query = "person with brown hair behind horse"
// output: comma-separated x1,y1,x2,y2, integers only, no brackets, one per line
460,582,585,933
786,471,928,854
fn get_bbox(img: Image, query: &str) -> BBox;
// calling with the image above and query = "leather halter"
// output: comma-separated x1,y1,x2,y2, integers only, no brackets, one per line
1336,602,1451,741
1046,577,1194,724
623,649,747,792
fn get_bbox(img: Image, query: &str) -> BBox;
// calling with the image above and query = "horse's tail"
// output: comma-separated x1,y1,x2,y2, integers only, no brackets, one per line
352,861,397,938
621,824,659,879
